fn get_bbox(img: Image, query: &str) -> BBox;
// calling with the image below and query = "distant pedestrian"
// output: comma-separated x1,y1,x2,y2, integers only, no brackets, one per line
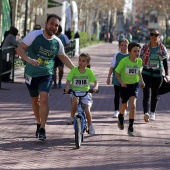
52,25,70,89
74,31,80,39
104,32,110,42
140,29,170,122
126,32,133,42
106,38,129,118
65,28,72,40
33,24,41,30
2,26,19,82
115,42,145,136
117,32,125,42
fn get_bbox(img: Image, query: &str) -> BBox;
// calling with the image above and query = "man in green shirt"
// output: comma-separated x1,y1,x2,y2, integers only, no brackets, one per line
16,14,75,141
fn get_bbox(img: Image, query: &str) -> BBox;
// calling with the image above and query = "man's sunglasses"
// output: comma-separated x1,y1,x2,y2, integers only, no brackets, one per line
150,33,159,37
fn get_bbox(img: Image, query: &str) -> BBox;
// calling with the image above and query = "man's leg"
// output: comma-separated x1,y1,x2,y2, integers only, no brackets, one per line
31,96,40,123
31,96,41,137
128,96,137,136
39,91,49,129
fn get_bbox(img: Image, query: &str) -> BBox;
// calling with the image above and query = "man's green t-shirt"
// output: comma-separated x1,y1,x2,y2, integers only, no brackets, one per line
23,30,65,77
67,66,97,91
115,56,142,84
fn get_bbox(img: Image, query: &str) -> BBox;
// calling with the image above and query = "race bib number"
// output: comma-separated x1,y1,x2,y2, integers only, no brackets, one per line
25,75,32,85
147,60,159,69
126,68,139,75
74,79,88,86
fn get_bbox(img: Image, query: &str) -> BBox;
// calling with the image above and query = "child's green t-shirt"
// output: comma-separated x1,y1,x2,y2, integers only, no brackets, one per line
67,66,97,91
115,56,142,84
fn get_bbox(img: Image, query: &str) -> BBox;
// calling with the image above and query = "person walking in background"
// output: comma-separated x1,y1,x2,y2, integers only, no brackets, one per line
104,32,110,42
115,42,145,136
2,26,20,82
106,38,129,118
140,29,170,122
33,24,41,30
127,32,133,43
52,25,70,89
65,28,72,40
65,53,98,134
117,32,125,42
74,31,80,39
74,30,80,56
16,14,75,141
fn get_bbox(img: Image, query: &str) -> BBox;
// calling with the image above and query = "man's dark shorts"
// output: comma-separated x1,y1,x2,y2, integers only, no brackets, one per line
54,56,64,67
120,83,139,103
25,75,53,97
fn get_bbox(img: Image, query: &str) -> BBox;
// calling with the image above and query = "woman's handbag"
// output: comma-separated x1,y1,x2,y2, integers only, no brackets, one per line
159,76,170,95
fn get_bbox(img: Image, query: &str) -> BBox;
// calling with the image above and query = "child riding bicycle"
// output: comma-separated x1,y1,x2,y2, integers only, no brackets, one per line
64,53,99,135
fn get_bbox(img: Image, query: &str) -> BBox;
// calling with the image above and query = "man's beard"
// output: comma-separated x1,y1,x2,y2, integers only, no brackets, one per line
45,26,54,36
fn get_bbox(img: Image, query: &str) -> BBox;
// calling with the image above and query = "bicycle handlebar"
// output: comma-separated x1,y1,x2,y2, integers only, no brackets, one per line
63,89,99,97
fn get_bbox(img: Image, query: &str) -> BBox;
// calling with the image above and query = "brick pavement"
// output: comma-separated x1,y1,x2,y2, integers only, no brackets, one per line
0,42,170,170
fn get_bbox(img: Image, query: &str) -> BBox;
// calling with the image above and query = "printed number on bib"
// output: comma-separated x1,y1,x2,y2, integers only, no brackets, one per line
148,60,159,69
74,79,88,86
126,68,139,75
25,75,32,85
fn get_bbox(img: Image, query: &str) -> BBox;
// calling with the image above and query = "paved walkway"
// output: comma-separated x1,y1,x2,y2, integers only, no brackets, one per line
0,42,170,170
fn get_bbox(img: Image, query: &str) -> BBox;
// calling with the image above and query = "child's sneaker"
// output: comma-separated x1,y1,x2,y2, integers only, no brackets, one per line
88,124,95,135
127,127,135,136
113,110,119,118
66,117,74,125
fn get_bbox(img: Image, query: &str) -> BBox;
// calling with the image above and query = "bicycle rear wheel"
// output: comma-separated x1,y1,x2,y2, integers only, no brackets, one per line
75,117,82,149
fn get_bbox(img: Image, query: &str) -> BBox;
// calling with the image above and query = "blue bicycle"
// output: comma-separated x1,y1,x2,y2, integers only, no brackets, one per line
64,89,98,149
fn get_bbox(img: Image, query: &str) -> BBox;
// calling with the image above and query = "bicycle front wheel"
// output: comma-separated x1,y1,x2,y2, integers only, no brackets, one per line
75,117,82,149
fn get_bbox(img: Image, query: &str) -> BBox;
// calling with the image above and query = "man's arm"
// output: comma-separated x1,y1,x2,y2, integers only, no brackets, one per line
58,55,75,69
16,42,39,66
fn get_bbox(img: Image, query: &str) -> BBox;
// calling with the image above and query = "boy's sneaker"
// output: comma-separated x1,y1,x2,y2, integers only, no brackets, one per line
38,128,46,141
150,112,155,121
88,124,95,135
118,114,124,130
35,124,41,138
52,84,57,89
66,117,74,125
113,110,119,118
144,113,150,122
128,127,135,136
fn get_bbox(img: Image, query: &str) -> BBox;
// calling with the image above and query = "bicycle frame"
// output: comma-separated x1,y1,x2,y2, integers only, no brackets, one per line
64,89,98,149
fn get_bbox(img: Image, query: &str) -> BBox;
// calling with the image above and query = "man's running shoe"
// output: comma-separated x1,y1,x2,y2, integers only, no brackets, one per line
38,128,46,141
113,110,119,118
35,123,41,138
128,127,135,136
144,113,150,122
88,124,95,135
118,114,124,130
66,117,74,125
150,112,155,121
